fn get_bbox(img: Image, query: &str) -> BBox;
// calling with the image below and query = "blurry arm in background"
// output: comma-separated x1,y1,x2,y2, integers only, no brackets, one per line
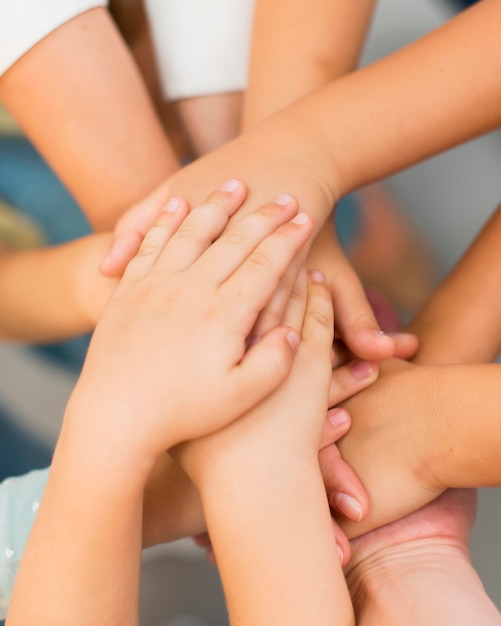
0,6,179,229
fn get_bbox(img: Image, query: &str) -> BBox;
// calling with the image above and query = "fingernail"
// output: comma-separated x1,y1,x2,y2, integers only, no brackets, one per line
336,543,344,564
328,408,349,428
333,492,363,522
291,212,310,225
274,193,296,206
349,359,376,380
372,329,395,345
164,197,181,212
286,329,300,351
220,178,241,192
309,270,326,283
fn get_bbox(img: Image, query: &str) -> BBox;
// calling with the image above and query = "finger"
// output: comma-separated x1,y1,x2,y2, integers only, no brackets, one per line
122,198,189,280
157,179,248,272
251,253,305,337
273,268,308,336
228,326,300,415
299,271,334,357
100,188,169,277
328,360,378,408
200,193,299,284
319,407,351,449
327,242,396,360
331,518,351,567
390,332,419,360
221,214,314,333
319,444,368,522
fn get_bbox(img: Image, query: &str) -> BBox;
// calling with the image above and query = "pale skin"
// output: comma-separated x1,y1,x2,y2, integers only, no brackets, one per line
4,185,376,626
0,5,244,343
318,202,501,537
346,489,501,626
103,0,501,361
322,197,501,624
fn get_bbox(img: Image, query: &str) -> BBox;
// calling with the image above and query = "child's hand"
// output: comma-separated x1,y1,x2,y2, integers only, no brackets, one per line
175,271,378,499
100,114,397,363
67,181,314,463
173,272,378,572
320,358,446,538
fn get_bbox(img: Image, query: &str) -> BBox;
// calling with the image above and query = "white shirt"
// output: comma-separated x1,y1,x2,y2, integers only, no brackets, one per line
144,0,254,101
0,0,107,76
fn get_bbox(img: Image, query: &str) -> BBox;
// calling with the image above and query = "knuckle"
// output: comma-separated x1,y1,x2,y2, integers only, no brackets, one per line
219,228,247,247
248,250,273,273
308,308,333,330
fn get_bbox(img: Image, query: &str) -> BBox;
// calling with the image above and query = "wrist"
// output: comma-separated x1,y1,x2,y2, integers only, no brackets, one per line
346,538,474,626
58,404,156,494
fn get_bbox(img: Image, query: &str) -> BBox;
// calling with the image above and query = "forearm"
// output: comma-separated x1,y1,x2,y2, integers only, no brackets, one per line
289,0,501,200
0,233,115,342
198,452,353,626
243,0,376,128
408,203,501,365
0,8,179,229
6,422,150,626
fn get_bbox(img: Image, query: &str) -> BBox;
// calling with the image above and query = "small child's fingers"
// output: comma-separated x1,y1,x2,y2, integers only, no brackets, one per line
157,179,247,273
100,189,169,278
327,246,396,360
251,254,304,338
319,444,368,523
221,214,314,332
229,326,300,415
122,197,189,279
328,360,378,408
319,408,351,449
200,194,299,284
264,267,308,337
390,332,419,360
299,271,334,352
331,518,351,567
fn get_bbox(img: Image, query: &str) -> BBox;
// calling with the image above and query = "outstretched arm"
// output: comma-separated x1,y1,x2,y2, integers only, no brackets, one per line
5,183,314,626
177,275,379,625
0,233,116,342
243,0,376,128
322,199,501,533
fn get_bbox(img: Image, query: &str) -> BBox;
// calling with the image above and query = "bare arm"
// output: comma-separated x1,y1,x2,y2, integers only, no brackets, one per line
105,0,501,362
0,233,116,342
243,0,376,128
408,203,501,365
0,7,179,229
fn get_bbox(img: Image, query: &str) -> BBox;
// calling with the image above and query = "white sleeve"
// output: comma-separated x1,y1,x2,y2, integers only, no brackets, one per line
0,469,48,619
0,0,108,76
144,0,254,101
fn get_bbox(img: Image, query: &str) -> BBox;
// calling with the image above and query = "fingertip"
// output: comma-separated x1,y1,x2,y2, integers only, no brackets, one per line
285,328,300,352
99,244,125,277
327,407,350,430
333,492,364,523
348,359,379,382
349,329,396,361
309,270,326,283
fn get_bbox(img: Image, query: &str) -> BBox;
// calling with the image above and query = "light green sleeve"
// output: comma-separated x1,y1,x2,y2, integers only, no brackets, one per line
0,468,48,619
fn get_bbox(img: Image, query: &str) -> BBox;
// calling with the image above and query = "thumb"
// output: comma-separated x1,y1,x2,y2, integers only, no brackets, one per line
229,326,300,413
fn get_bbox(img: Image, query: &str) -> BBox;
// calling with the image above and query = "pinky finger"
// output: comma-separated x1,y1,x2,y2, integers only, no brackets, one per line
123,197,189,279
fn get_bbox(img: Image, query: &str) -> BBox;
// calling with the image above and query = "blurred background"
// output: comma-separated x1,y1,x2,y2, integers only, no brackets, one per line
0,0,500,624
